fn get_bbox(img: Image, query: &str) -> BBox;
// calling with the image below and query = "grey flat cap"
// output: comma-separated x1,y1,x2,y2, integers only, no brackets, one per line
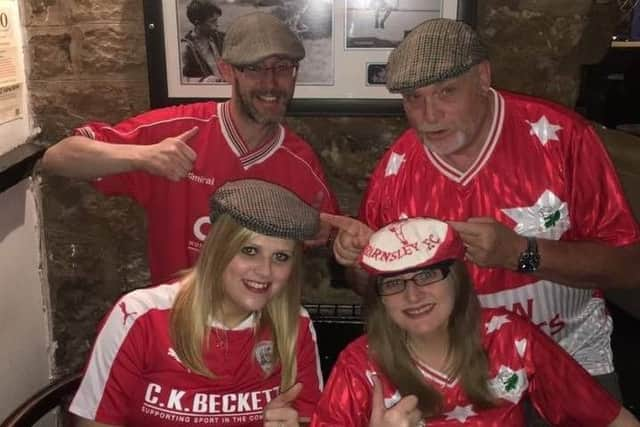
222,12,305,66
386,18,488,93
210,179,319,240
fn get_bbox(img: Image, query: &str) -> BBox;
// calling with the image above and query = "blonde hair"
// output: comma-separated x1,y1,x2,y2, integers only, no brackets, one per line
366,261,495,416
170,214,303,391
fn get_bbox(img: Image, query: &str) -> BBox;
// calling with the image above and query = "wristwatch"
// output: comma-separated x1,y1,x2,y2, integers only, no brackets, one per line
517,237,540,273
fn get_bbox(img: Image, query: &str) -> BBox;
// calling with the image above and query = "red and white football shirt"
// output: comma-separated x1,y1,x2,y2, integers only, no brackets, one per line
69,282,323,426
311,309,621,427
76,101,339,284
360,89,640,374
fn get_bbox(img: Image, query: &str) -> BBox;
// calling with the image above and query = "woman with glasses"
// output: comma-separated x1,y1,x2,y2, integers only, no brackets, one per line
312,217,639,426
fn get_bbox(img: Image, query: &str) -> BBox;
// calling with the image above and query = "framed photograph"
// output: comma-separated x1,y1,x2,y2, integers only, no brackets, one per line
366,63,387,86
143,0,476,115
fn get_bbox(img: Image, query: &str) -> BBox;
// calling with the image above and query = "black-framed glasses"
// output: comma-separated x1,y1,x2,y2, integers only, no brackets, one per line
235,62,299,80
376,262,452,296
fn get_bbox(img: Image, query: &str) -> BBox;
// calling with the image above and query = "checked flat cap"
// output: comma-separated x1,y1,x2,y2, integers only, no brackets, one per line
210,179,319,240
222,12,305,66
386,18,488,93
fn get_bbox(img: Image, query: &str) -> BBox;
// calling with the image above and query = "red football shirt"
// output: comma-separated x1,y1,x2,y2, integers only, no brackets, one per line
311,309,621,427
360,89,640,375
70,282,323,426
76,101,338,284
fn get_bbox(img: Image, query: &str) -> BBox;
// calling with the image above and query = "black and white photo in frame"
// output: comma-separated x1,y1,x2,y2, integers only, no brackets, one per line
176,0,334,86
346,0,443,48
147,0,467,110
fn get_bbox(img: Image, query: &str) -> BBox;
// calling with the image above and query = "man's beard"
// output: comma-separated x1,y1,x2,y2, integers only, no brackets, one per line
237,85,292,126
418,127,468,157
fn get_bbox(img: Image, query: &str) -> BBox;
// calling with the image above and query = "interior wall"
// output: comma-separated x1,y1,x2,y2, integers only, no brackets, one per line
0,178,51,421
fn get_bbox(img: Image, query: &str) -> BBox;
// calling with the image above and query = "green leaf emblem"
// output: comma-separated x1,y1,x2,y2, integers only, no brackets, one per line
544,210,561,228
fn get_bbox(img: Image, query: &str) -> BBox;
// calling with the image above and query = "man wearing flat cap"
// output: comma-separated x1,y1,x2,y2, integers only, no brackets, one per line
329,18,640,401
41,12,338,285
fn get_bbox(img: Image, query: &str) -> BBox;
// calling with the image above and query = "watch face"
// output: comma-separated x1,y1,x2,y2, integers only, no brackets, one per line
518,237,539,273
518,252,540,273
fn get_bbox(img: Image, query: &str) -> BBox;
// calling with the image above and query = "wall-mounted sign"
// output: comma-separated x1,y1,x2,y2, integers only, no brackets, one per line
0,0,29,157
0,2,21,125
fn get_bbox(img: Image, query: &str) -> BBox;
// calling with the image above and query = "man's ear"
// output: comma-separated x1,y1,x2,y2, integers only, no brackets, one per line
477,60,492,92
217,60,234,84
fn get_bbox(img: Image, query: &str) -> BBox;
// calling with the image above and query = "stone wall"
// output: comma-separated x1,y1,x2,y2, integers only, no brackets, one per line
26,0,622,375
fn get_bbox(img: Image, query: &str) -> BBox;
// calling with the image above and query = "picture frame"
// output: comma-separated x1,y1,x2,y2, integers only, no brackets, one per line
143,0,476,116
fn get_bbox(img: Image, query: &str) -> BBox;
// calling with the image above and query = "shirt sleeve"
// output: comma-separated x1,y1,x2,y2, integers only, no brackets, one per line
68,296,149,425
310,348,372,427
521,316,621,426
565,121,640,246
74,104,203,208
292,315,324,419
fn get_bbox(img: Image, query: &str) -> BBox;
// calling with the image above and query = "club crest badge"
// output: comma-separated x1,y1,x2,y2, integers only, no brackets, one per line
488,365,528,403
254,340,274,374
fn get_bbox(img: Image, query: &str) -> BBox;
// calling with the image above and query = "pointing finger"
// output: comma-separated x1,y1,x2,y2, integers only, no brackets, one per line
176,126,199,143
320,213,361,234
320,213,372,238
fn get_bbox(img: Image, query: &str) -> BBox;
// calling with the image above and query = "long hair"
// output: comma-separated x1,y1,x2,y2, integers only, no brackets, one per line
366,261,495,416
169,214,303,391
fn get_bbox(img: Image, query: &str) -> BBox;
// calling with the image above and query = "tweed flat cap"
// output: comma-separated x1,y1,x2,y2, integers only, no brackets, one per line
222,12,305,66
386,18,488,93
210,179,319,240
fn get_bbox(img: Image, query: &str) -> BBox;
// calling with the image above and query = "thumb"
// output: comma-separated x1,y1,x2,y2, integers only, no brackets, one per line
266,383,302,409
392,394,419,414
369,375,385,423
176,126,199,143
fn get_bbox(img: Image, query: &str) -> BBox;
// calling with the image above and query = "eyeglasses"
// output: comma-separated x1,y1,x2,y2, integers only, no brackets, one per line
236,62,299,80
376,263,451,296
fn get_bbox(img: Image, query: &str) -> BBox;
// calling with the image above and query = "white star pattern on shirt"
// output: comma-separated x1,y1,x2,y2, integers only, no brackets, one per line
486,314,511,333
527,115,563,145
385,152,405,176
502,189,570,240
444,405,476,422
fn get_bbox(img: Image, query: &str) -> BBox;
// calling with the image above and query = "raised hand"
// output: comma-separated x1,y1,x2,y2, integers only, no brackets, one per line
369,375,422,427
320,213,373,267
448,217,526,270
263,383,303,427
137,126,199,181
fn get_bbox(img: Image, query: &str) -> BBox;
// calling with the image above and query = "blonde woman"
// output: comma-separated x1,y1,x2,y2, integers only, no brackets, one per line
313,216,639,427
70,179,323,427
